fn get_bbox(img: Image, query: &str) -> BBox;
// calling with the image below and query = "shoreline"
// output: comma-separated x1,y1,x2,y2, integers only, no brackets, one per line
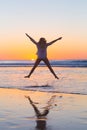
0,88,87,130
0,87,87,96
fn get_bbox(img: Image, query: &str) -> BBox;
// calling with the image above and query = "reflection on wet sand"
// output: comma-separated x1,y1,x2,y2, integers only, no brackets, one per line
25,95,56,130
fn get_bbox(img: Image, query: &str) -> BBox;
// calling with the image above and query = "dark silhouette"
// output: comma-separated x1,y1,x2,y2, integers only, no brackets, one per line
25,95,56,130
25,33,62,79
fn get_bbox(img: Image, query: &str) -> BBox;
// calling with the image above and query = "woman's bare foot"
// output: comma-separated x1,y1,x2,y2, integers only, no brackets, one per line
24,75,29,78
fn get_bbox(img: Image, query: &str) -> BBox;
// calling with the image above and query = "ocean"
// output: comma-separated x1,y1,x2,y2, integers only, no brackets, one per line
0,60,87,95
0,60,87,67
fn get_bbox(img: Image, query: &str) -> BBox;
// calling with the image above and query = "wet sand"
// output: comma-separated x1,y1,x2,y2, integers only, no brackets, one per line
0,88,87,130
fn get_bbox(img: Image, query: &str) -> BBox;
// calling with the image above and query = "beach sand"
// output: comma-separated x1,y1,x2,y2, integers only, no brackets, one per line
0,88,87,130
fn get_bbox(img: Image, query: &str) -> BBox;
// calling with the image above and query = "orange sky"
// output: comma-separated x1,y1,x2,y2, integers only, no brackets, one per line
0,0,87,60
0,31,87,60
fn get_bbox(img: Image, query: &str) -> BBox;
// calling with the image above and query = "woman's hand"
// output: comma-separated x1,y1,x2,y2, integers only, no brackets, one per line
58,37,62,40
25,33,29,37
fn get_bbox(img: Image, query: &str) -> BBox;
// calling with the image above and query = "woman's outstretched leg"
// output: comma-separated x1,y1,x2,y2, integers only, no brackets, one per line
24,58,41,78
43,58,59,79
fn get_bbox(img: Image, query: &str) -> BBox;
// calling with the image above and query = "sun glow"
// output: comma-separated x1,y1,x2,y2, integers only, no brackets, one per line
31,59,35,61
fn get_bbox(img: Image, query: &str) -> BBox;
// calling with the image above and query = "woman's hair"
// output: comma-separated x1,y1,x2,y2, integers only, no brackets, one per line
39,38,46,43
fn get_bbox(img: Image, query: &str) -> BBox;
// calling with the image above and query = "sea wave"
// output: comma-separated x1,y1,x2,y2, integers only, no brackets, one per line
0,60,87,67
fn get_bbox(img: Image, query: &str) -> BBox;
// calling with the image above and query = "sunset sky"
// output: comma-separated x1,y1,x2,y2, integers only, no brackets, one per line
0,0,87,60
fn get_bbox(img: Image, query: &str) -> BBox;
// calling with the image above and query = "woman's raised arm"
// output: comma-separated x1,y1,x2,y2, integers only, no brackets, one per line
25,33,37,45
47,37,62,46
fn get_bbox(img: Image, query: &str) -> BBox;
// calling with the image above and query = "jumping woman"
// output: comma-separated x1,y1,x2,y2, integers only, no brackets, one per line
25,33,62,79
